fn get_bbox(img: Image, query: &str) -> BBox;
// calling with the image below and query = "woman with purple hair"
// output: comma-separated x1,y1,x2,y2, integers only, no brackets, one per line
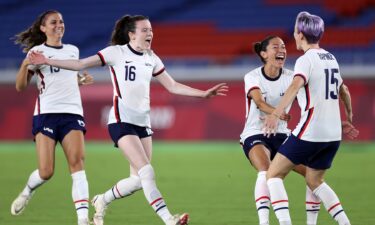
262,11,358,225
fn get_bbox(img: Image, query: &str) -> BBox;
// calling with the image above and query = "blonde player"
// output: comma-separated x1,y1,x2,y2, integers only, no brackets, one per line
12,10,93,225
29,14,228,225
263,12,359,225
240,35,321,225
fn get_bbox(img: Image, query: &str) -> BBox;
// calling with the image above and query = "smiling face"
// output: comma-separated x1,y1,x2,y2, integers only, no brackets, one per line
128,19,153,51
40,12,64,41
260,37,287,69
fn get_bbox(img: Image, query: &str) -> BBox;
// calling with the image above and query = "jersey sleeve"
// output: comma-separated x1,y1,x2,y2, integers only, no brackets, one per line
244,73,260,96
152,53,165,77
294,56,311,85
97,46,120,66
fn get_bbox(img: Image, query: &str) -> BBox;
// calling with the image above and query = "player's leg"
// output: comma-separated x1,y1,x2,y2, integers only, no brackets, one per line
61,130,89,225
306,168,350,225
140,137,189,225
293,165,321,225
11,133,55,215
247,144,272,225
266,153,295,225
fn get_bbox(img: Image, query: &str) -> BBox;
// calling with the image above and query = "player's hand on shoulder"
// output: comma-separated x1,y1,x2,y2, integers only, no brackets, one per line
342,121,359,139
28,50,47,65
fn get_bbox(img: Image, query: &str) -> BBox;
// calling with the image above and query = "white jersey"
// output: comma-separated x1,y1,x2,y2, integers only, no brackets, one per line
292,48,343,142
28,43,83,116
240,67,293,142
97,44,165,127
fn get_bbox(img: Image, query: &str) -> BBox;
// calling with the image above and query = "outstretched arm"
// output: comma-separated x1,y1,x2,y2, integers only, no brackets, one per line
28,51,102,71
250,89,291,121
156,71,228,98
263,76,304,136
15,58,34,92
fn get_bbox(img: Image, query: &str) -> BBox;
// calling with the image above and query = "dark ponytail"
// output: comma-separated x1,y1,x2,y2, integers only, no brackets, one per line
253,35,278,64
110,15,149,45
14,10,60,53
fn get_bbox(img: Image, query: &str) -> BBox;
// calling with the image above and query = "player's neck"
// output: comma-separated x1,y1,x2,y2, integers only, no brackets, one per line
45,38,62,47
303,43,319,52
263,65,280,77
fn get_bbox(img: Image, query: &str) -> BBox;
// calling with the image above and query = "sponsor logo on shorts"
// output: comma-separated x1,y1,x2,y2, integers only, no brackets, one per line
43,127,54,134
78,120,85,127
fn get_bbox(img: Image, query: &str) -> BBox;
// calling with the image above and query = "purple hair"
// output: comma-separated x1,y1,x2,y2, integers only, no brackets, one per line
295,11,324,44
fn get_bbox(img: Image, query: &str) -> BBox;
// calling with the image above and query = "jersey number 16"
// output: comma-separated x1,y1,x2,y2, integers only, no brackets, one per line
125,66,136,81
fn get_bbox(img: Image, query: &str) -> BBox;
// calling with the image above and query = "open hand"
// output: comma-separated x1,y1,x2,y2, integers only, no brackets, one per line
28,51,48,65
204,83,228,98
78,71,94,86
342,121,359,139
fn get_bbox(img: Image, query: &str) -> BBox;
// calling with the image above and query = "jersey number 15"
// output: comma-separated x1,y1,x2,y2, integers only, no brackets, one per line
325,68,339,100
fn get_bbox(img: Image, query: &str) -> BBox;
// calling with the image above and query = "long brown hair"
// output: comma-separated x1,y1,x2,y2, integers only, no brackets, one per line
14,10,60,53
110,15,149,45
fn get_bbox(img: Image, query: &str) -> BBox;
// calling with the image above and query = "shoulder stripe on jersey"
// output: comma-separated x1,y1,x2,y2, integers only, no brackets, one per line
97,52,106,66
247,86,260,97
297,107,314,138
304,83,310,111
153,67,165,77
294,74,307,85
110,66,122,99
114,96,120,122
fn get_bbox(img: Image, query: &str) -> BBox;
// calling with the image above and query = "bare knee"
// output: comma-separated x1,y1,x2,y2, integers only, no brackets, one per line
68,155,85,172
39,167,54,180
306,177,324,190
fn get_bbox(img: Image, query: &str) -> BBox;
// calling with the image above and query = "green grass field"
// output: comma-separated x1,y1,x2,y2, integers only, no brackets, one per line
0,141,374,225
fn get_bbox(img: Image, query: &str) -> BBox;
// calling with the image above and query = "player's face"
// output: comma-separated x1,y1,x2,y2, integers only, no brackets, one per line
131,20,153,51
263,37,286,68
40,13,65,40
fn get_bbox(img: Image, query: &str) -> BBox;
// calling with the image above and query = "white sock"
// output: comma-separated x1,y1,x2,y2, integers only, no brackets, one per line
103,175,142,204
306,186,320,225
267,178,292,224
313,182,350,225
138,164,172,223
255,171,270,225
21,169,46,196
71,170,89,220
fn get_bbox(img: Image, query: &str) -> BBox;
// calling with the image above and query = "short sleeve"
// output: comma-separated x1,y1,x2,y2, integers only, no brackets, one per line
97,46,120,66
152,53,165,77
294,56,311,85
244,73,260,96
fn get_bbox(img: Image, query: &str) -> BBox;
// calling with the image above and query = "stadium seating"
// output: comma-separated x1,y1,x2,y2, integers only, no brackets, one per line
0,0,374,67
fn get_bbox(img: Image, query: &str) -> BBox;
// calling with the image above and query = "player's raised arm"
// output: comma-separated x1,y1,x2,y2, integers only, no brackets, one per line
155,70,228,98
28,51,102,71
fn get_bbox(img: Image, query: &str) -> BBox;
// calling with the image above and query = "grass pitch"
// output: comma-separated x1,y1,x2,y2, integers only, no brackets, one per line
0,141,374,225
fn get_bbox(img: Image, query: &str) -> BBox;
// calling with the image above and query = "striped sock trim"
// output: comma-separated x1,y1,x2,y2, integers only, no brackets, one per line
257,206,270,211
306,209,320,212
155,205,167,213
76,206,89,211
333,209,344,219
274,207,289,212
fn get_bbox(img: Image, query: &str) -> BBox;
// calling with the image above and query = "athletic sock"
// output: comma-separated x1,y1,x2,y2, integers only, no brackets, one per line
255,171,270,225
313,182,350,225
138,164,172,223
306,186,320,225
21,169,46,196
267,178,292,225
71,170,89,220
103,175,142,204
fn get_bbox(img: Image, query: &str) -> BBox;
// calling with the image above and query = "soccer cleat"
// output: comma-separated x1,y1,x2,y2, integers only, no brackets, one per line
166,213,189,225
10,192,33,216
91,194,107,225
78,218,90,225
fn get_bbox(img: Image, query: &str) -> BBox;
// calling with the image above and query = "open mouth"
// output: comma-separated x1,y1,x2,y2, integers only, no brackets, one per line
275,54,285,62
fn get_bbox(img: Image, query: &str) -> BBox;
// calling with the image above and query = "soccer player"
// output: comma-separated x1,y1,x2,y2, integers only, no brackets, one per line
263,11,359,225
11,10,93,225
240,35,322,225
28,14,228,225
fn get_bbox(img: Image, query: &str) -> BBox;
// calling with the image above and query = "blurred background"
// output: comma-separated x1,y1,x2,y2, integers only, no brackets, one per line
0,0,374,141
